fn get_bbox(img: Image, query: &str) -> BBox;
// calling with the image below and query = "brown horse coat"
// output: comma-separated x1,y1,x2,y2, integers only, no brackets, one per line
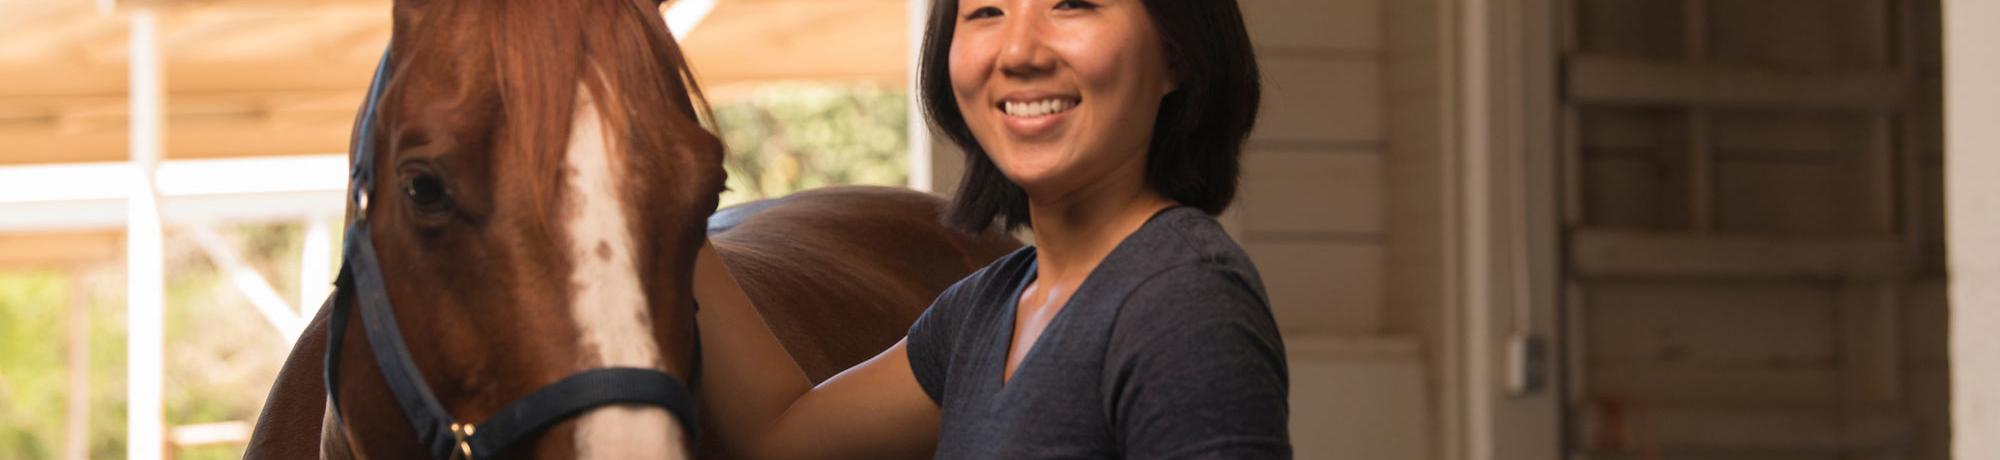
245,186,1019,458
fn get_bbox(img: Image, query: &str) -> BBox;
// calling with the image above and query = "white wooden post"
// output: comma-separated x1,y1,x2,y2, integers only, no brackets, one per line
301,213,333,313
1443,0,1564,456
905,0,930,192
1948,0,2000,456
64,272,90,460
124,9,167,460
903,0,965,196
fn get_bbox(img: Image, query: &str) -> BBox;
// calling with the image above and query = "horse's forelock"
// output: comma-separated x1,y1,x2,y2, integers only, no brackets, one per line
481,2,712,458
476,0,721,204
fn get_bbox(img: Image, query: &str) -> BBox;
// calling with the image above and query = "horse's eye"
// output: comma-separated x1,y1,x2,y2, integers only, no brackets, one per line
403,173,452,213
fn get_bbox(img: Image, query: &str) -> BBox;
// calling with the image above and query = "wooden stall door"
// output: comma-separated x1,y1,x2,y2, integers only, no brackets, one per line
1557,0,1947,458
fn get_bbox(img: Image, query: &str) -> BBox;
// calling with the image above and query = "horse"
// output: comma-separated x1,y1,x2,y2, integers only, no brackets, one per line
242,0,1019,458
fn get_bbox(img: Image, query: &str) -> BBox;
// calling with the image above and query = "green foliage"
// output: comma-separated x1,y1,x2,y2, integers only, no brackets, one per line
0,270,126,460
0,271,67,460
712,83,910,208
0,221,308,459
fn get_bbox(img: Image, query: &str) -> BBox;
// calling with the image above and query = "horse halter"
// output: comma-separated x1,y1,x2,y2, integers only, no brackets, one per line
324,51,702,459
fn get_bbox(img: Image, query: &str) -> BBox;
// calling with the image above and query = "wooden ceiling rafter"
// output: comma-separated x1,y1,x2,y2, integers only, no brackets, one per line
0,0,907,168
0,11,124,62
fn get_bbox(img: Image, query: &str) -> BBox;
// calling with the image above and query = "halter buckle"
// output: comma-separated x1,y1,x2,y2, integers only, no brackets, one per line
449,422,476,459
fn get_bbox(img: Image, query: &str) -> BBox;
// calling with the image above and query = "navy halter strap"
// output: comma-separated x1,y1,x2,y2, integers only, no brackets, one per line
324,50,702,459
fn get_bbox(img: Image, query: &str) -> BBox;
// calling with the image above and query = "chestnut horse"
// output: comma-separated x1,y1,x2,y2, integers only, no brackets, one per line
243,0,1017,458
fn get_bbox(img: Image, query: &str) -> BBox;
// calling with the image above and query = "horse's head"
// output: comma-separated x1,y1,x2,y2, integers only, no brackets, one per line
330,0,724,457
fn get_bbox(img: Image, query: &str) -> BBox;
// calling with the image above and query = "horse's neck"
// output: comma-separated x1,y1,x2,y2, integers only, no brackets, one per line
319,399,357,459
704,187,1021,381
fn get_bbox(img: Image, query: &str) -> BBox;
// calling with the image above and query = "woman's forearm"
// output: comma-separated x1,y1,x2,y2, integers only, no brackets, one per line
692,241,814,457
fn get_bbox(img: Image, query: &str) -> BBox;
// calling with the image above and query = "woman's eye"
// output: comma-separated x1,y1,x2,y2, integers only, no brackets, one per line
1053,0,1097,10
403,173,452,213
965,6,1001,20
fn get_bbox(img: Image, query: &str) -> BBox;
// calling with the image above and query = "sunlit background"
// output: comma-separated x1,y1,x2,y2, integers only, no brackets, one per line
0,1,908,458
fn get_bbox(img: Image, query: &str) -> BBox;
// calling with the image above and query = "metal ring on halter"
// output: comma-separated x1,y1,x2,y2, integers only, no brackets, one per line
450,423,475,459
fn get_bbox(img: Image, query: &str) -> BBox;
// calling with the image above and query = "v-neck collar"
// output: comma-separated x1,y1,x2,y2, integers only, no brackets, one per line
985,206,1190,395
995,258,1073,392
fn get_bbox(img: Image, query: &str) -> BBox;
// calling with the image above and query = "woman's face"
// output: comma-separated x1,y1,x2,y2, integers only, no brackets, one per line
949,0,1175,199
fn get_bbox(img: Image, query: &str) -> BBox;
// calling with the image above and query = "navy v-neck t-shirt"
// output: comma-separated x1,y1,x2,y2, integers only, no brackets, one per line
905,207,1292,459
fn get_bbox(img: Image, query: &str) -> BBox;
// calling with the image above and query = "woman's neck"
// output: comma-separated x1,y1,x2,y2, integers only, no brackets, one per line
1024,162,1175,284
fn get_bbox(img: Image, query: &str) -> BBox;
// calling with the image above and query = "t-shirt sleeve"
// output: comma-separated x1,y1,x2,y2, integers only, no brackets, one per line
905,270,975,405
1106,265,1292,459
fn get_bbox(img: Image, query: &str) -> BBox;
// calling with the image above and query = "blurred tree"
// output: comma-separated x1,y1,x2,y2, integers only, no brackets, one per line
712,83,909,208
0,222,303,460
0,271,67,460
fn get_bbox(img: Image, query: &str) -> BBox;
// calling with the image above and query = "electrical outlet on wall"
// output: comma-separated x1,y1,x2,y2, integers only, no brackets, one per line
1506,333,1547,397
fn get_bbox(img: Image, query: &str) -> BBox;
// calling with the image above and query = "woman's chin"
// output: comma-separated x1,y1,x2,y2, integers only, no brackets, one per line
997,155,1078,184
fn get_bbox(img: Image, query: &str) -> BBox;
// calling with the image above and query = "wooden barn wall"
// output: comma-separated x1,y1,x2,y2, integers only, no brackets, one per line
1236,0,1385,336
1234,1,1430,459
1558,0,1947,458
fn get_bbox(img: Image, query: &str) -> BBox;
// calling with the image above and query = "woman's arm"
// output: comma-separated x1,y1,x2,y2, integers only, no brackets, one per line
692,242,940,460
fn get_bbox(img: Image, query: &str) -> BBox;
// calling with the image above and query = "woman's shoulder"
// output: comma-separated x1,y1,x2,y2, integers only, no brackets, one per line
922,245,1037,321
1103,206,1267,298
1117,263,1271,326
1095,206,1280,340
905,246,1034,389
950,245,1037,301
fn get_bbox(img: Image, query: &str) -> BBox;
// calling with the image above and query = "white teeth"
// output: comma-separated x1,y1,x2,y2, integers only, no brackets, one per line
1003,98,1075,117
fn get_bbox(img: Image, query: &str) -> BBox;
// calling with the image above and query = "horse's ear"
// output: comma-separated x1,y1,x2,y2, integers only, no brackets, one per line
389,0,435,30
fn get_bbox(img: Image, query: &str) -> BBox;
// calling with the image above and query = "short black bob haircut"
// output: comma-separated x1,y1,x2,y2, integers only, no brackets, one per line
919,0,1262,233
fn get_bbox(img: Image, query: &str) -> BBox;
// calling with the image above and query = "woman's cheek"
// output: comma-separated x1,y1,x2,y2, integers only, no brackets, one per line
947,35,993,96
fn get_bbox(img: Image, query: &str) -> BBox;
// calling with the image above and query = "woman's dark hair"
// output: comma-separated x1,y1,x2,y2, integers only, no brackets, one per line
919,0,1262,233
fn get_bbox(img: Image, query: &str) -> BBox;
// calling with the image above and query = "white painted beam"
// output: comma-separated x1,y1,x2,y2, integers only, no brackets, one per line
664,0,718,40
184,225,305,342
0,154,347,233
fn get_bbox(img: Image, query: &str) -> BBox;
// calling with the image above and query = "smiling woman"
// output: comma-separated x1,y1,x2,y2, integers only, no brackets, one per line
693,0,1286,458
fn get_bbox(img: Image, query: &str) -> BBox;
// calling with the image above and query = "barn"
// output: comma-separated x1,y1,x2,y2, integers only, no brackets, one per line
3,0,1994,458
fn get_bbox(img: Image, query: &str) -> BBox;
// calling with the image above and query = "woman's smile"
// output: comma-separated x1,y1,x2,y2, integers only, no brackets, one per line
996,92,1083,138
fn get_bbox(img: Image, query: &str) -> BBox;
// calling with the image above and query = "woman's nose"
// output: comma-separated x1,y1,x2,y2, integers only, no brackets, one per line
998,15,1055,78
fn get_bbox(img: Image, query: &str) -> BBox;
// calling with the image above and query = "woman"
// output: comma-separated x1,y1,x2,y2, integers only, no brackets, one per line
691,0,1286,457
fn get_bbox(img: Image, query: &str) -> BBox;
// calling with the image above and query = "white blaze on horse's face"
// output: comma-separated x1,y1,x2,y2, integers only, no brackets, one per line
559,77,688,459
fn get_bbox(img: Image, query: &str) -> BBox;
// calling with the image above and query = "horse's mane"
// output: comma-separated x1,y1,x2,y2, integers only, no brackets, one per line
480,0,723,216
